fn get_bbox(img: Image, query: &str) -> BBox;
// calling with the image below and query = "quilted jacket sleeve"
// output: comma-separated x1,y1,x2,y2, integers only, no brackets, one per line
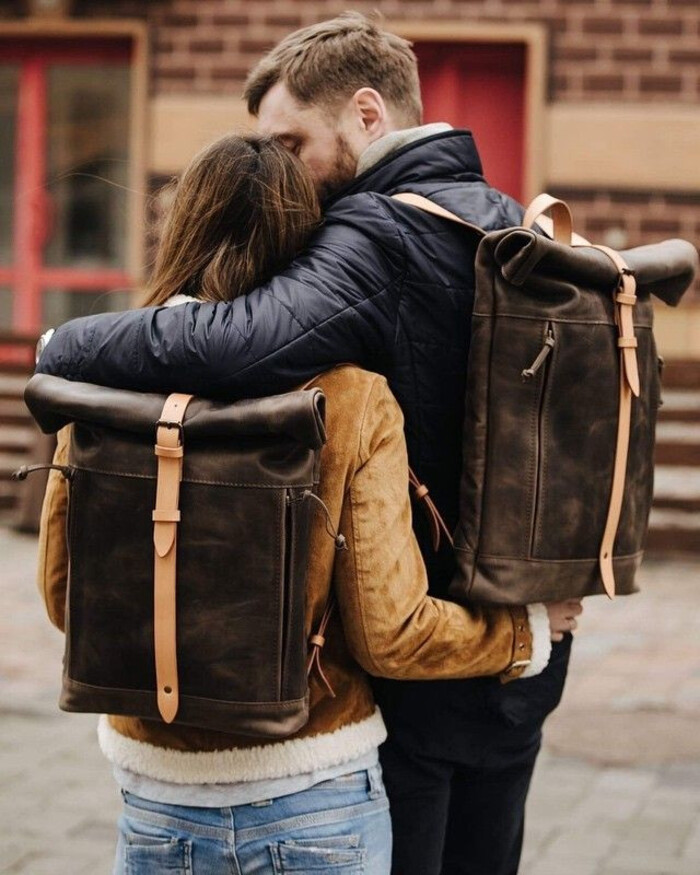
36,194,406,399
334,376,533,682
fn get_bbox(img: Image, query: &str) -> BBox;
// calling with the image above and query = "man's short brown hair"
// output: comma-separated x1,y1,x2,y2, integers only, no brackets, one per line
244,12,422,126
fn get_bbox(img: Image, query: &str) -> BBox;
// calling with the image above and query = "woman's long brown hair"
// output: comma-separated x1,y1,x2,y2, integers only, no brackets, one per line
141,134,321,307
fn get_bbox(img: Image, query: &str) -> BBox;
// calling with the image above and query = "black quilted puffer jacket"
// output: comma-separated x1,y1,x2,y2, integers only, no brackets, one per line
38,131,572,747
37,130,525,596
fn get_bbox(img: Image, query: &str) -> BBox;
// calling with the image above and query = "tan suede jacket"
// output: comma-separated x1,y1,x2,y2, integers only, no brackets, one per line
38,366,531,761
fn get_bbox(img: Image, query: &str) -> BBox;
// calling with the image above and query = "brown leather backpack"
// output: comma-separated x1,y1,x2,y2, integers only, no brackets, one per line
395,193,698,605
18,374,334,737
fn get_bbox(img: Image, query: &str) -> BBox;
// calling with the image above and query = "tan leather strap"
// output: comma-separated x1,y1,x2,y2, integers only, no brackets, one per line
578,245,640,599
392,192,485,236
153,392,193,723
588,245,640,398
522,194,574,245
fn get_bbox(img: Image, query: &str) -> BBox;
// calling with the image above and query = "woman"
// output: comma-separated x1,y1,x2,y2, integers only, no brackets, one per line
38,134,579,874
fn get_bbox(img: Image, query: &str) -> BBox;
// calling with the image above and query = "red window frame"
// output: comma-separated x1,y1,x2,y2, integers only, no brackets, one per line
0,39,132,334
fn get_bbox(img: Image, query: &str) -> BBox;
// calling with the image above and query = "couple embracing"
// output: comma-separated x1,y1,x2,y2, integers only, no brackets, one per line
38,13,581,875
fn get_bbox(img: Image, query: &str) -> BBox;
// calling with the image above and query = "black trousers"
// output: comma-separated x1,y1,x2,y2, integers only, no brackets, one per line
374,636,572,875
380,727,540,875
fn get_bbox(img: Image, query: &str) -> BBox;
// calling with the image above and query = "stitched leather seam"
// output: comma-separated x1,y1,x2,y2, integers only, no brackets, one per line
66,675,308,707
455,548,644,563
67,467,315,488
474,312,653,328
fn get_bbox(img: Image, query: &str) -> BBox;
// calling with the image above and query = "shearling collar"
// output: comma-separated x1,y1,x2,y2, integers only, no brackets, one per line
355,122,453,177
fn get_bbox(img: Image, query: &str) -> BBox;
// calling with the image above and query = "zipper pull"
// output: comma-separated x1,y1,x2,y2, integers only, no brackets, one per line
12,463,73,481
522,330,555,381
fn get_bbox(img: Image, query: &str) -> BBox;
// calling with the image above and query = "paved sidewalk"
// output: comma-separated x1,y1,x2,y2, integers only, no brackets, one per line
1,525,699,874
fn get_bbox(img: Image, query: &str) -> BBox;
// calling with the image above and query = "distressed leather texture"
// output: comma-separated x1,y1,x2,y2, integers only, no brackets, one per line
33,367,530,752
450,229,698,604
27,372,327,737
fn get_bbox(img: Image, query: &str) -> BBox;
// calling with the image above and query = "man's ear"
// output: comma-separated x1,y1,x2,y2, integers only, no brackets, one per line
351,88,390,142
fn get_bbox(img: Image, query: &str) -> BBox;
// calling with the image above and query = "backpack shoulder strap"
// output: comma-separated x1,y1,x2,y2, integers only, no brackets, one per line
392,192,486,237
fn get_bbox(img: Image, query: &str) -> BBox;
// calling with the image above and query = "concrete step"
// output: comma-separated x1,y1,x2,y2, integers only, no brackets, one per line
0,426,36,452
650,466,700,552
646,507,700,553
0,373,29,400
655,421,700,442
661,359,700,390
0,398,32,426
655,421,700,465
653,466,700,502
0,453,31,479
0,478,20,510
659,389,700,411
658,389,700,423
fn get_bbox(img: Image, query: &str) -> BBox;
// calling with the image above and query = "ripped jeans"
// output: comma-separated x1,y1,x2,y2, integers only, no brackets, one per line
113,764,391,874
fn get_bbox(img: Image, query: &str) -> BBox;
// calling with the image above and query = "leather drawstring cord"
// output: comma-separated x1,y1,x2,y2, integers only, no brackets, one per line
409,467,454,552
300,489,347,699
307,593,337,699
12,463,73,481
301,490,347,551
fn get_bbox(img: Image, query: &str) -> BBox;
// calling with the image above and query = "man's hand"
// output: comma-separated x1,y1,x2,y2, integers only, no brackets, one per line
545,599,583,642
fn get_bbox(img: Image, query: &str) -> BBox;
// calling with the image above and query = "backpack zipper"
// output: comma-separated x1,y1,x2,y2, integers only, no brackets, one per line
279,489,295,701
521,328,555,380
528,322,556,557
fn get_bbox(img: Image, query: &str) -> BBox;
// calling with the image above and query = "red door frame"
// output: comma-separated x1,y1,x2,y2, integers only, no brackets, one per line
390,21,547,203
414,41,527,202
0,40,132,333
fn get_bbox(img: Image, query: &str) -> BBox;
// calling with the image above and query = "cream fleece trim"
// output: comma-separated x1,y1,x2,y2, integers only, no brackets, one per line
521,603,552,679
355,122,454,177
97,710,387,786
164,293,198,306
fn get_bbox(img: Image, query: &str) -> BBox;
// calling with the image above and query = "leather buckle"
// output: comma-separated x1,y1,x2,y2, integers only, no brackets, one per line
155,420,185,441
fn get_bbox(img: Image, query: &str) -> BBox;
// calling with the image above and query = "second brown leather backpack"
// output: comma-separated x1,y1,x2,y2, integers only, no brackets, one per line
395,193,698,604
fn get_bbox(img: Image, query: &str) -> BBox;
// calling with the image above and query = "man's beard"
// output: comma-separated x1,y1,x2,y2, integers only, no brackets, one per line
317,133,358,203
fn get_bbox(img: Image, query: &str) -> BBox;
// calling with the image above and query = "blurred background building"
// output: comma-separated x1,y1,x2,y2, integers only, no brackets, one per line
1,0,698,545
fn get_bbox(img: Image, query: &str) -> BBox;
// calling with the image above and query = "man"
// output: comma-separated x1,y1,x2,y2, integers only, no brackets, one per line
37,13,573,874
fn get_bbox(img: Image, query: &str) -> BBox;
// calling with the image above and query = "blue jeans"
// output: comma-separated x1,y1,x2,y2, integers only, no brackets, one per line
113,765,392,874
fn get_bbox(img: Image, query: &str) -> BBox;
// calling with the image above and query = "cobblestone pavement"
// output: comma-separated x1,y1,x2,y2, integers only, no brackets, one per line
1,525,699,874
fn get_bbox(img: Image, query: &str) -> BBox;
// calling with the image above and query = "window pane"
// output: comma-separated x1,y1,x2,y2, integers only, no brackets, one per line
45,65,130,270
0,67,18,265
0,287,13,328
42,287,131,330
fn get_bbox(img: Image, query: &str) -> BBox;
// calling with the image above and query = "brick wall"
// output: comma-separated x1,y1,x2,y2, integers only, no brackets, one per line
55,0,700,103
2,0,698,300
